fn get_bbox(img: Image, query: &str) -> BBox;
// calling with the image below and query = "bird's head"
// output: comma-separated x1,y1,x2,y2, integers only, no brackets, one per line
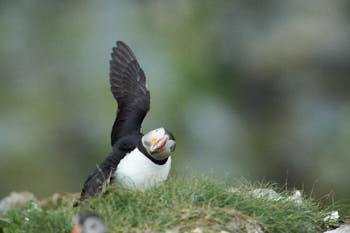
71,213,107,233
142,127,176,161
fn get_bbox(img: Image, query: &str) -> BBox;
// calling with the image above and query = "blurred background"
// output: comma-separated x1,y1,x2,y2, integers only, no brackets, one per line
1,0,350,203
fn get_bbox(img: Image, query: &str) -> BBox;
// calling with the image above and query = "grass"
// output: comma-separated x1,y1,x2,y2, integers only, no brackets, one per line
0,175,345,233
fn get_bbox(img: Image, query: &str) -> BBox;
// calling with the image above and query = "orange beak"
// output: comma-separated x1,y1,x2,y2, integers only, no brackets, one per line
71,224,82,233
151,136,168,152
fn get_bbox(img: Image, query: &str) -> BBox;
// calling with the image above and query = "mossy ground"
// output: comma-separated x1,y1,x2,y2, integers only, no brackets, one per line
0,176,345,233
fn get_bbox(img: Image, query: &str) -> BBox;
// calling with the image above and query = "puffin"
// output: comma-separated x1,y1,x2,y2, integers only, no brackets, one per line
78,41,176,201
71,213,107,233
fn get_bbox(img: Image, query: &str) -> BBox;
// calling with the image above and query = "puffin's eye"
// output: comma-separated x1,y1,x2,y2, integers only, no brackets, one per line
151,138,157,143
170,143,176,152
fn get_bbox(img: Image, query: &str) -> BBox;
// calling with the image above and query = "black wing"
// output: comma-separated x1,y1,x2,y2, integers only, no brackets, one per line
78,156,115,201
78,135,141,201
109,41,150,146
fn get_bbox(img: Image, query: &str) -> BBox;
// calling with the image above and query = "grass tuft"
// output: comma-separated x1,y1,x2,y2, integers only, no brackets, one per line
0,175,344,233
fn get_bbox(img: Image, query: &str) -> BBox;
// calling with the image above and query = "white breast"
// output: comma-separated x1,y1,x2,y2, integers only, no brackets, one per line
113,148,171,190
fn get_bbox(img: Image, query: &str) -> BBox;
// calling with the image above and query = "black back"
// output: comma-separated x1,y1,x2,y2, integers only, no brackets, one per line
109,41,150,146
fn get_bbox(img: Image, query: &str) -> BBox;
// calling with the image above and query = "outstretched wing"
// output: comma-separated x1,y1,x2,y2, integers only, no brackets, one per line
109,41,150,146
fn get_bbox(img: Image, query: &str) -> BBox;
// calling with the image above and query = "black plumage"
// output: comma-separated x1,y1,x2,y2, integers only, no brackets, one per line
77,41,151,202
79,134,142,200
109,41,150,146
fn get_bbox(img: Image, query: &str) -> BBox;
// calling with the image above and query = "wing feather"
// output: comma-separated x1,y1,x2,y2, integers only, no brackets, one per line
109,41,150,146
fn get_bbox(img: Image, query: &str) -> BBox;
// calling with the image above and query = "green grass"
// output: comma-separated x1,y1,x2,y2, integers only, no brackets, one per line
0,176,344,233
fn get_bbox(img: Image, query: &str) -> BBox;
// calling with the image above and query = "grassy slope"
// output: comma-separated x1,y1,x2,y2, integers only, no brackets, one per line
0,176,343,233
